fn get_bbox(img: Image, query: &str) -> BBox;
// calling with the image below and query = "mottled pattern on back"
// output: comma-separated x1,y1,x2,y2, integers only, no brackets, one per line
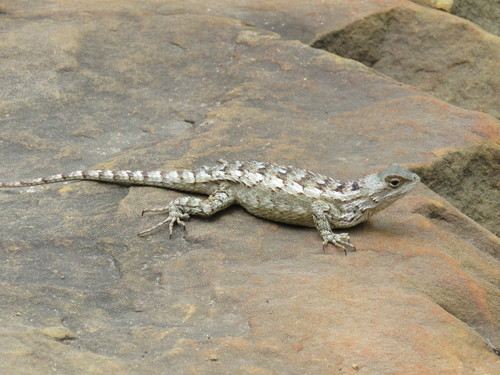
202,161,349,197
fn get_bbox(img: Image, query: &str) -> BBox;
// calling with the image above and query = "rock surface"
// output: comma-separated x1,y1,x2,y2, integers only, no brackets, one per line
311,4,500,119
0,1,499,374
451,0,500,36
413,142,500,237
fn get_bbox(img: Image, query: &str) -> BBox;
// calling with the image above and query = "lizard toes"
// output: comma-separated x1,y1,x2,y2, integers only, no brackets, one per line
167,213,189,236
141,205,171,215
139,211,190,238
322,233,356,254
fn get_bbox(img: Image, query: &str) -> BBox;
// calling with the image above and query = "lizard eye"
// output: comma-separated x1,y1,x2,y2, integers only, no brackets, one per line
389,178,401,188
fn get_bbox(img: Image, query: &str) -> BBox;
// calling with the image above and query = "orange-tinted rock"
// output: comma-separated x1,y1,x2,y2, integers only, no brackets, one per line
0,1,498,374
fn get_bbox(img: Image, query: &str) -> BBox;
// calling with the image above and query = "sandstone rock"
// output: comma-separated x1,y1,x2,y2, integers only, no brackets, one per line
0,1,498,374
311,5,500,119
411,0,453,12
412,142,500,237
451,0,500,36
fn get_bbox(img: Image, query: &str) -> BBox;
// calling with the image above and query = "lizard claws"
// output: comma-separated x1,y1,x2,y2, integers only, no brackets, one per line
167,215,188,237
139,208,189,237
322,233,356,255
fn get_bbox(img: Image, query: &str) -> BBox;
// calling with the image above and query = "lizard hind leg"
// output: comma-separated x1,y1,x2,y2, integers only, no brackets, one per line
138,184,236,238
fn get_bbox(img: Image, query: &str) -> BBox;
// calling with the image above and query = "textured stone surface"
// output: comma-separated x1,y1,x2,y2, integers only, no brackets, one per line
413,142,500,237
311,4,500,119
451,0,500,36
411,0,453,12
0,1,499,374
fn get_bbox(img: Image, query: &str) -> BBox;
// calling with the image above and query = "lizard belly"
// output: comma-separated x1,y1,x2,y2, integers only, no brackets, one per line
233,186,315,227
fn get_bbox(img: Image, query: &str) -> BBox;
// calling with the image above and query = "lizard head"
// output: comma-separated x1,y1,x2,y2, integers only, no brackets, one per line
363,165,420,211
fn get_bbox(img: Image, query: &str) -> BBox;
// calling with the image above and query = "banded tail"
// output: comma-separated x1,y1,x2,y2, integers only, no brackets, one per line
0,169,220,194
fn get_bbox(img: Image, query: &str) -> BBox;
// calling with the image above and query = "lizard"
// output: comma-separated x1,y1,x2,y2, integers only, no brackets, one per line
0,160,420,252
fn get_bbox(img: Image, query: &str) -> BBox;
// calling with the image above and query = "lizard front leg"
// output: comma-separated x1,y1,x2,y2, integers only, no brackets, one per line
139,183,236,237
311,200,356,254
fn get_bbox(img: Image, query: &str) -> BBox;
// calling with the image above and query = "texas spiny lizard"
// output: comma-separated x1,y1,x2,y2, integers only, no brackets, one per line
0,160,420,252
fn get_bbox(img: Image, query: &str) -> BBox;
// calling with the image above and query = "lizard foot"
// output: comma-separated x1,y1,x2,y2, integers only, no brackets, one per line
322,233,356,255
138,207,189,238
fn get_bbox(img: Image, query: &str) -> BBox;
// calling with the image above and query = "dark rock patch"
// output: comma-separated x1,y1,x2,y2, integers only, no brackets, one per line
311,7,500,119
451,0,500,36
412,142,500,237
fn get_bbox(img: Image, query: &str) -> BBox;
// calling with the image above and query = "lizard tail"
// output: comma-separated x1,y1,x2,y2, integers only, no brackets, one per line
0,169,218,193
